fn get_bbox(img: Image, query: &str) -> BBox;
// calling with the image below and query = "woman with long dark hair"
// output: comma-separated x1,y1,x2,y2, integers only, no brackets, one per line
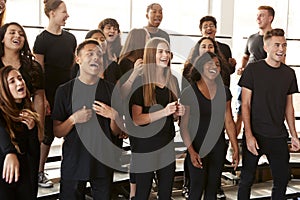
0,66,41,199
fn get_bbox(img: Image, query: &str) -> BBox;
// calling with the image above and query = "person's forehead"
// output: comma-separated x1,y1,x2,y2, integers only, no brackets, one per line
150,4,162,11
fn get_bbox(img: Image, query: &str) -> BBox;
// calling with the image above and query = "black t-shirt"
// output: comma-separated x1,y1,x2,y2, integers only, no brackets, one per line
129,76,179,153
33,30,77,107
52,78,117,180
238,60,298,138
244,32,267,64
0,60,44,97
181,82,231,152
103,61,122,85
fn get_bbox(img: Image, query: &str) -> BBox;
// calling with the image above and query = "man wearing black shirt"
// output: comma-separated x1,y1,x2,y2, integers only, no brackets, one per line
238,29,300,200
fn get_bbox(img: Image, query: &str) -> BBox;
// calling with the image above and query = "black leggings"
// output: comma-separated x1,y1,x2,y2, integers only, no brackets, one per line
187,137,226,200
135,162,175,200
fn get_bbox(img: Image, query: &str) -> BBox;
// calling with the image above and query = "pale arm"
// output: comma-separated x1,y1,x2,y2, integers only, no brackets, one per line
285,94,300,151
242,87,259,156
224,100,239,169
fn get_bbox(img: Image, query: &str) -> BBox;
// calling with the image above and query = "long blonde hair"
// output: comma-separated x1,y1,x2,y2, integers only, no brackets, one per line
0,66,41,153
142,38,178,106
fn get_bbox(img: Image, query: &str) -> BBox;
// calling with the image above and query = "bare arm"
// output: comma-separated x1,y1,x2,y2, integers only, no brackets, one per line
33,89,45,142
285,94,300,151
34,54,45,71
224,100,239,169
180,106,202,168
131,101,177,126
53,106,92,138
237,54,249,75
242,87,259,155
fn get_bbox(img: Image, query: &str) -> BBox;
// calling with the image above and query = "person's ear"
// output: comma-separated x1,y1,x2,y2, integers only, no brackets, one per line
146,13,149,20
75,55,81,65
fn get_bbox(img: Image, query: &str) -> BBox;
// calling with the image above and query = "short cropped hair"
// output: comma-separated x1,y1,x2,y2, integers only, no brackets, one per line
258,5,275,20
76,39,100,56
263,28,285,43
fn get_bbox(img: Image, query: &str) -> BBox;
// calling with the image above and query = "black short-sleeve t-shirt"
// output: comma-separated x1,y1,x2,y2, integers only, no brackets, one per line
52,78,116,180
129,76,179,153
180,82,231,152
238,60,298,138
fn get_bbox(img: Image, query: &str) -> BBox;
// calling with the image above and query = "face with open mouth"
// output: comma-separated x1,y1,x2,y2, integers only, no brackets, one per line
77,43,104,77
201,21,216,39
7,69,26,103
156,42,171,68
103,25,119,43
201,57,221,81
52,2,69,27
265,36,287,65
146,4,163,28
3,24,25,52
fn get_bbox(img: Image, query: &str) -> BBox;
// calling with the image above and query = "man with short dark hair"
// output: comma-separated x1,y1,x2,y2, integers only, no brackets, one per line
238,28,300,200
52,39,122,199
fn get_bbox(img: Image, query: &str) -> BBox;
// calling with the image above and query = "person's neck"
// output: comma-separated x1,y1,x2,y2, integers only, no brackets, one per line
2,50,21,68
155,67,166,87
264,57,281,68
145,25,159,33
47,22,62,35
78,75,99,85
259,25,272,35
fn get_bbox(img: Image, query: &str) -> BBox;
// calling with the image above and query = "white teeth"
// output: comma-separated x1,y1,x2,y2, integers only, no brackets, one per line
209,69,217,73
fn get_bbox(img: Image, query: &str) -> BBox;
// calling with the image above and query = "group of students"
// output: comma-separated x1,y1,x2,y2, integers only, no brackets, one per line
0,1,299,200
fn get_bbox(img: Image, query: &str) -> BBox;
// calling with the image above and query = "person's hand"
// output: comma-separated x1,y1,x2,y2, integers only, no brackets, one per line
231,150,239,170
2,153,19,184
19,110,35,130
246,134,259,156
93,101,118,120
175,102,185,117
133,58,143,76
237,67,245,75
164,102,177,116
72,106,93,124
45,99,51,116
291,137,300,152
189,150,202,168
228,58,237,68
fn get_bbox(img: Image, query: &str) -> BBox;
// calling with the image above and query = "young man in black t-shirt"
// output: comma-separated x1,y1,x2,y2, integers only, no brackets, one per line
238,29,300,200
52,39,122,199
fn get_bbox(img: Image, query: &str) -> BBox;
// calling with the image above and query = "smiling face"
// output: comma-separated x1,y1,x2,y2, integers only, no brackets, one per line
91,32,107,53
51,2,69,26
156,42,170,68
7,69,26,103
201,56,221,81
200,21,216,39
264,36,287,66
199,38,215,56
256,9,272,30
146,4,163,28
77,43,103,78
2,24,25,52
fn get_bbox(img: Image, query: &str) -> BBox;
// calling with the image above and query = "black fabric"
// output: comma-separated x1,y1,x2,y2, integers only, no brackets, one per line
103,61,122,85
52,78,115,180
33,29,77,107
244,32,267,63
238,60,298,138
129,76,179,153
180,82,231,152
